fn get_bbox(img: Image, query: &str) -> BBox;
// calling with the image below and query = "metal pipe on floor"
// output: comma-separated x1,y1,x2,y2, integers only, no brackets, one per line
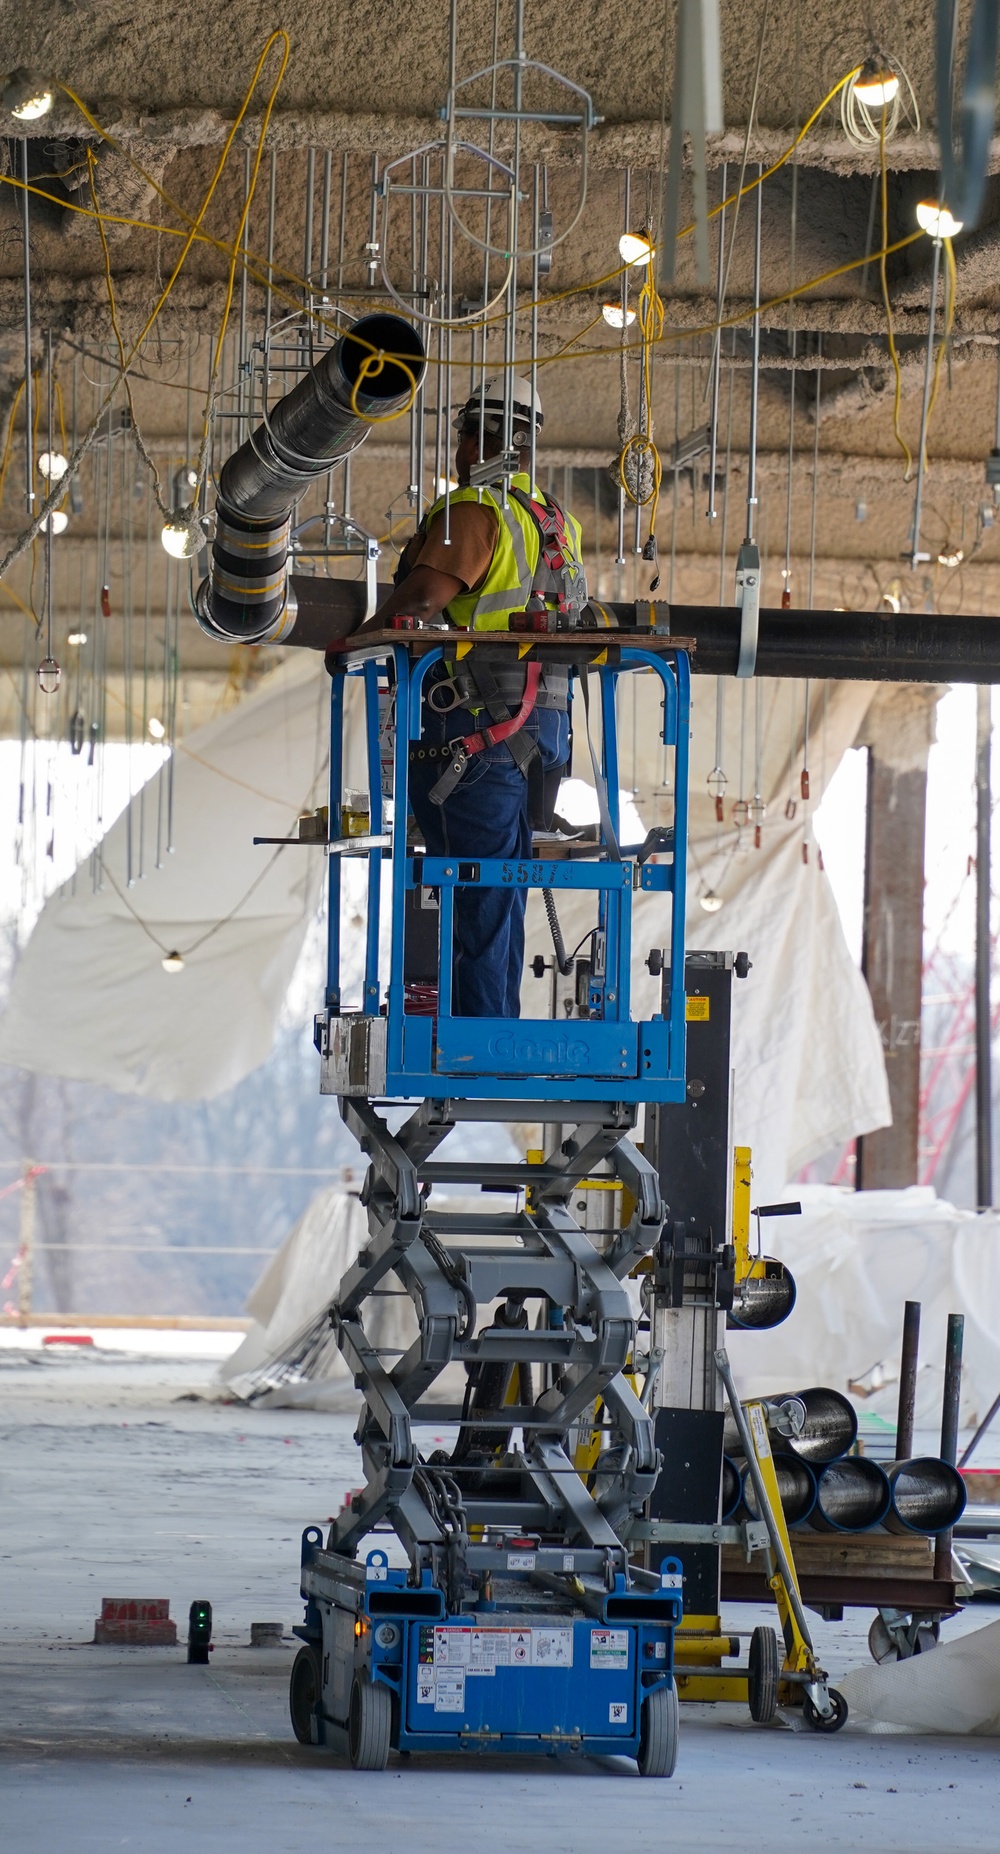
808,1457,891,1532
774,1386,858,1465
739,1452,818,1528
886,1457,967,1536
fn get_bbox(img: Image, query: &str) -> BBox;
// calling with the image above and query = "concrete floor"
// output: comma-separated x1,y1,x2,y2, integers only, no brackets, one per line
2,1348,998,1853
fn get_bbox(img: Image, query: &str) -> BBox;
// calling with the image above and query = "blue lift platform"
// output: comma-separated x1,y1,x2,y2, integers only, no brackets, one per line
286,623,693,1775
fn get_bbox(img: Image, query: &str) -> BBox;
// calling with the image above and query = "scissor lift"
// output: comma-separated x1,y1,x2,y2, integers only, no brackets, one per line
287,625,691,1773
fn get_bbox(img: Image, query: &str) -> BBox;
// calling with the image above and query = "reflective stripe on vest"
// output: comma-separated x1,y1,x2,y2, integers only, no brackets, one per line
423,473,583,631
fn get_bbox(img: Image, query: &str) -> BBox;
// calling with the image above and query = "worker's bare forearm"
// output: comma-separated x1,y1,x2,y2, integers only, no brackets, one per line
351,564,465,638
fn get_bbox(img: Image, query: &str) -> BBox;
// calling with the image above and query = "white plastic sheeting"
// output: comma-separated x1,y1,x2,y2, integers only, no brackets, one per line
726,1184,1000,1429
838,1616,1000,1734
0,643,892,1191
522,671,889,1196
221,1184,413,1406
0,654,333,1099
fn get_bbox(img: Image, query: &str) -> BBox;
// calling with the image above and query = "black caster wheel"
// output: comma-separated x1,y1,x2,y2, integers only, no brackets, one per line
289,1644,321,1746
747,1625,780,1723
802,1688,849,1733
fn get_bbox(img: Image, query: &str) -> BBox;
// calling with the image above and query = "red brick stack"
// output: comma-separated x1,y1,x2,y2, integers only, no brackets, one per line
93,1597,177,1645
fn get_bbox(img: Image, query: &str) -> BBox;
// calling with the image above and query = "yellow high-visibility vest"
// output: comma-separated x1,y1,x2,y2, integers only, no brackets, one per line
422,472,585,630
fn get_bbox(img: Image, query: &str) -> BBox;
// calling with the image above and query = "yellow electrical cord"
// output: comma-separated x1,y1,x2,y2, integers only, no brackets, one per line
87,146,169,515
0,59,866,405
54,377,67,459
0,379,27,513
0,62,864,367
0,34,293,581
698,68,862,235
923,235,957,470
195,35,292,472
0,580,35,621
0,49,936,551
879,107,911,478
346,348,419,425
543,225,926,369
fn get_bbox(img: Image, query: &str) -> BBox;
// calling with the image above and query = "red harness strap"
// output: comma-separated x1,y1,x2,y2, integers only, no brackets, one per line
460,661,542,755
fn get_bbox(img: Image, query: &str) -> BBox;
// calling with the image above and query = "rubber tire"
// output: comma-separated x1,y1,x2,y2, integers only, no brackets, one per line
747,1625,780,1723
289,1644,320,1746
802,1688,849,1733
637,1682,679,1778
348,1673,392,1770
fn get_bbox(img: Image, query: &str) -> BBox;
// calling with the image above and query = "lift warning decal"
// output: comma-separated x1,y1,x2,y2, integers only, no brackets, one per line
590,1629,629,1670
425,1625,574,1675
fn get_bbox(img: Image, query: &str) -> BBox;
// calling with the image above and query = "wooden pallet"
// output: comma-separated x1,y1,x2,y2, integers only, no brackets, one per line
721,1531,958,1614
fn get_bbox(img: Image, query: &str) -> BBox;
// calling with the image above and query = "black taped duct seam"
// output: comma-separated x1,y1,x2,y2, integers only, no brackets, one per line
195,313,426,646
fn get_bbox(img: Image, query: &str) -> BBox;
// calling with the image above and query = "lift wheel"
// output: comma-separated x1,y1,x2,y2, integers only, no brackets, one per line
747,1625,780,1723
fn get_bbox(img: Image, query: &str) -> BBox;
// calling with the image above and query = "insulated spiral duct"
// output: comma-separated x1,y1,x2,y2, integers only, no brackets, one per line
196,313,426,646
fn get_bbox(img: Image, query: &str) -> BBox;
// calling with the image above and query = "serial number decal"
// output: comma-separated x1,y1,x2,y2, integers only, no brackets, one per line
500,861,552,887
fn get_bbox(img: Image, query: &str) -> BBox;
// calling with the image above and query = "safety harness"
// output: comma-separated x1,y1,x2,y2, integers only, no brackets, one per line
399,486,586,807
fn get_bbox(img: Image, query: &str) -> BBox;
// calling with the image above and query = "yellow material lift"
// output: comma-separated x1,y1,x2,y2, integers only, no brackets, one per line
577,1144,846,1728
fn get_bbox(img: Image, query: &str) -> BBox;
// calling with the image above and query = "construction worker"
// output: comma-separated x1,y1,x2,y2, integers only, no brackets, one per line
347,376,587,1018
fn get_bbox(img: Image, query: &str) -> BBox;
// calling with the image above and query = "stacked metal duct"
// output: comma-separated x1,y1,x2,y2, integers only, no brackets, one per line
725,1387,966,1535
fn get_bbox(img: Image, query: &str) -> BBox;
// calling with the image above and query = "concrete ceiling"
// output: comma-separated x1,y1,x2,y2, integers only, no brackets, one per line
1,1,999,735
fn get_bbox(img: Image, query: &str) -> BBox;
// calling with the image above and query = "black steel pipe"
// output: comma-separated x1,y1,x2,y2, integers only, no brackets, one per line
808,1457,892,1533
196,313,426,646
774,1386,859,1465
896,1299,921,1461
739,1452,818,1528
267,584,1000,685
663,605,1000,683
935,1312,966,1577
886,1457,967,1535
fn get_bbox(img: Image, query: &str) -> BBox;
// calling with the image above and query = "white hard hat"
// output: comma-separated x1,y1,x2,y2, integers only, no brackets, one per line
453,374,543,438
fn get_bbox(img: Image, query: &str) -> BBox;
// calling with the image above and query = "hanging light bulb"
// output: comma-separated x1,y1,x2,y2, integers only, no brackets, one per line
700,889,724,913
36,657,61,695
172,464,199,500
2,70,54,120
37,451,68,481
602,303,637,329
852,62,900,108
915,200,963,239
148,716,166,741
619,232,651,268
39,509,69,534
161,512,199,559
161,951,185,974
67,630,87,647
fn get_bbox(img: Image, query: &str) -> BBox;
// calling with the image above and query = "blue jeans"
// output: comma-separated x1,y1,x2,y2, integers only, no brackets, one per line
408,703,569,1017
